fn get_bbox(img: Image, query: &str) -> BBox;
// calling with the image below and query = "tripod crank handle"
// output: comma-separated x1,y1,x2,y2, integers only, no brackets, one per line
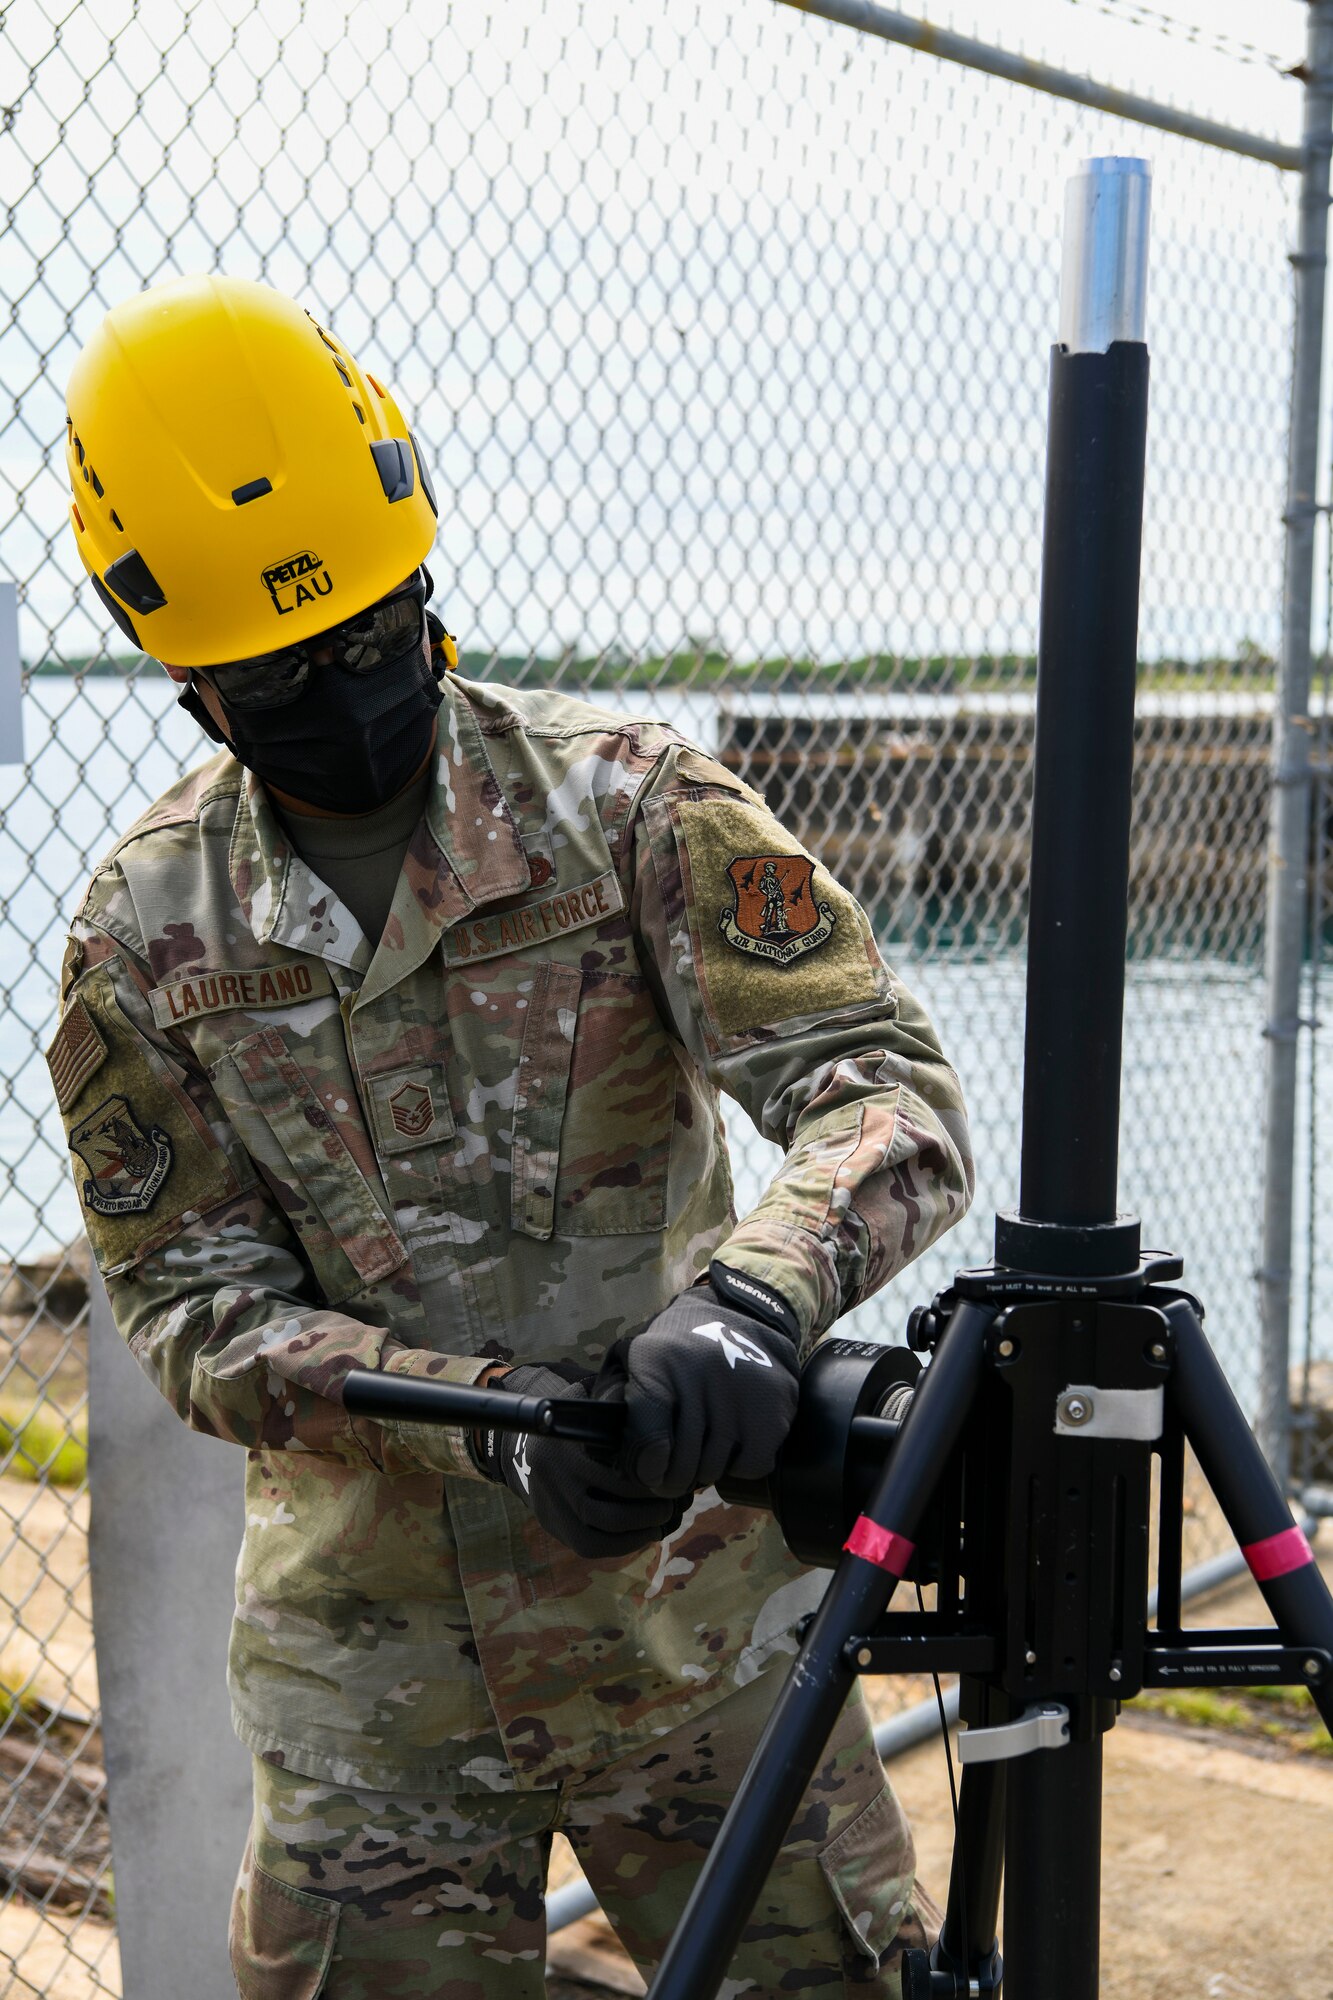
341,1369,626,1450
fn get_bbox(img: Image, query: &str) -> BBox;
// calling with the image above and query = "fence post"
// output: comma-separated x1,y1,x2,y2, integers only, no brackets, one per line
1259,0,1333,1483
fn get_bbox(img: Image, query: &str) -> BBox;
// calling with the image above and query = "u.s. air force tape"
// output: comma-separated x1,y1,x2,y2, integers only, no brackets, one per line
441,870,624,966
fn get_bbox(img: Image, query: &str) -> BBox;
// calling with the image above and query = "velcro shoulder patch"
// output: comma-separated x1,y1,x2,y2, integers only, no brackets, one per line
47,997,109,1113
149,959,334,1029
672,796,886,1040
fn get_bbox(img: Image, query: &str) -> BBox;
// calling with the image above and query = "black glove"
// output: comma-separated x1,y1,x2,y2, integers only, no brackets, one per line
472,1363,685,1560
602,1266,802,1497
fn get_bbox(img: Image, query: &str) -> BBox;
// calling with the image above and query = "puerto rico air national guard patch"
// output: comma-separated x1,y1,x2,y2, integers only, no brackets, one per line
70,1094,173,1216
720,854,836,965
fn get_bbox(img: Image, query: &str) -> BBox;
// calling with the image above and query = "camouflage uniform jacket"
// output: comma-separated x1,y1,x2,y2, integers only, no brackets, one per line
47,675,973,1794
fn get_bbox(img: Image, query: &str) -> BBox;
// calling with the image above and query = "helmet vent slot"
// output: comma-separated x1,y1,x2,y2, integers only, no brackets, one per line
231,477,273,506
90,469,104,499
370,437,415,504
104,548,167,615
110,510,124,532
353,403,365,424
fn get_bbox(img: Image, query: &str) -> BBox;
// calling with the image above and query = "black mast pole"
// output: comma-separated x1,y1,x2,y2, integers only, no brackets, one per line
998,158,1153,2000
1000,157,1152,1274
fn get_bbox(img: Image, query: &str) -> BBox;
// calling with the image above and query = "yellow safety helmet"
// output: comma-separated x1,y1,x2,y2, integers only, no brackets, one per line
64,273,440,667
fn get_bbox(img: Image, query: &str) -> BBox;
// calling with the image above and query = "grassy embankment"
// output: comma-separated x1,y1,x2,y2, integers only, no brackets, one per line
28,645,1279,691
0,1403,86,1488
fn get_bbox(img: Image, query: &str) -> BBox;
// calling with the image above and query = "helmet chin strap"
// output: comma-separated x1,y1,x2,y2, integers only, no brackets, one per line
421,564,458,677
175,672,231,746
424,610,452,679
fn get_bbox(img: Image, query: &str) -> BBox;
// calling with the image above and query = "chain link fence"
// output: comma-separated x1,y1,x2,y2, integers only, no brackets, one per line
0,1,1310,1992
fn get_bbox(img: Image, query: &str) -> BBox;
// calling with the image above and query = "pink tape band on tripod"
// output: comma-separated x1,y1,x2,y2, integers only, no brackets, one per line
843,1517,916,1576
1242,1525,1314,1581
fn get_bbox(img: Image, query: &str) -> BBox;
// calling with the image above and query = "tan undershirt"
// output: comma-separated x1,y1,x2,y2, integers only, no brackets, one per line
276,769,430,949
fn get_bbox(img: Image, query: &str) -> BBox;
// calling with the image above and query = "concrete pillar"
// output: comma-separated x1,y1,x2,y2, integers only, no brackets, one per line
87,1274,250,1999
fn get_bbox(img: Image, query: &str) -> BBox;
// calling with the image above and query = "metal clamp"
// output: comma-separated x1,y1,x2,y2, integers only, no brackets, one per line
957,1703,1070,1767
1054,1384,1163,1440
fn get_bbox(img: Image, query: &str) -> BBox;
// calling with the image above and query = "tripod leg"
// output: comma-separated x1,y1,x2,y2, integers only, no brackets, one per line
644,1300,995,2000
1003,1712,1107,2000
1164,1299,1333,1733
934,1753,1005,1986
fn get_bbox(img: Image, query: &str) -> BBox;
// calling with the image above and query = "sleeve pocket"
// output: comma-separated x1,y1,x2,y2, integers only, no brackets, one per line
229,1846,340,2000
817,1781,918,1968
52,967,251,1278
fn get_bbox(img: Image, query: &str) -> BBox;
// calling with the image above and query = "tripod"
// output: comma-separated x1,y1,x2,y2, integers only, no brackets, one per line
637,157,1333,2000
347,158,1333,1998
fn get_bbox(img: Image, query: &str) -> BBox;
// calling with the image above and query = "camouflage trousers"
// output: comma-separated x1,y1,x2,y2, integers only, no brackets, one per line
229,1669,934,1999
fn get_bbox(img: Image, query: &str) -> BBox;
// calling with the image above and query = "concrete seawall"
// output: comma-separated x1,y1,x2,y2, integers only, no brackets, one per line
717,690,1277,954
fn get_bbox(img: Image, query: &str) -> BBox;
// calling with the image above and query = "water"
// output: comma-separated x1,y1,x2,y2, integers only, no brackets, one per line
0,677,1297,1417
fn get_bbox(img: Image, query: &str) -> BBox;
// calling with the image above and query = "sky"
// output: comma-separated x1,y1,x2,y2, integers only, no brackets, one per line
0,0,1314,667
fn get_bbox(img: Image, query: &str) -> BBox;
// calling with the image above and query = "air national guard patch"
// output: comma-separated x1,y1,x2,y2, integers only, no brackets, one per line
720,855,836,965
69,1094,173,1216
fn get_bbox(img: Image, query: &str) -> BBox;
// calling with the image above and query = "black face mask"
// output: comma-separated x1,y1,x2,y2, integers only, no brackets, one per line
177,632,444,815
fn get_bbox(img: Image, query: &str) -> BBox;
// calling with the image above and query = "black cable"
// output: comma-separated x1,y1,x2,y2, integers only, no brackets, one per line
917,1580,967,1985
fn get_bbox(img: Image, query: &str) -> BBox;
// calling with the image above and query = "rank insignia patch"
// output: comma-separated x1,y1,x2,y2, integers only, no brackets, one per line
388,1079,432,1139
719,855,836,965
70,1094,173,1216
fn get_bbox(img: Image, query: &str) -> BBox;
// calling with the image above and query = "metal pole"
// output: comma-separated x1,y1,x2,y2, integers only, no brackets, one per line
770,0,1303,173
1259,0,1333,1485
1016,159,1152,1240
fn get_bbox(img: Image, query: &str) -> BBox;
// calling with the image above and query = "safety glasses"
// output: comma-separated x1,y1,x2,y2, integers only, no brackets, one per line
196,573,427,710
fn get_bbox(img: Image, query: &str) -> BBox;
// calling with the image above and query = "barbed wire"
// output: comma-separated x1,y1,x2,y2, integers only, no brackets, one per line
1058,0,1293,75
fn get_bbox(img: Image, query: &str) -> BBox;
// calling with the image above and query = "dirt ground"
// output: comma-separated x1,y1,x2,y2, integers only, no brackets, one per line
546,1557,1333,1999
548,1722,1333,2000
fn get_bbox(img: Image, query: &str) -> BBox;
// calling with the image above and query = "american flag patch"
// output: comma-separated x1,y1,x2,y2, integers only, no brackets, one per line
46,997,109,1115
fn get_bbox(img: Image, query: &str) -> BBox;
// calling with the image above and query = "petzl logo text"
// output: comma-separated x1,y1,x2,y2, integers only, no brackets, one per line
261,549,333,616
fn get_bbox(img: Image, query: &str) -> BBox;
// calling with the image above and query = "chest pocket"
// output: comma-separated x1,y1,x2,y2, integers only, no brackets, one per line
510,965,676,1239
211,1026,406,1303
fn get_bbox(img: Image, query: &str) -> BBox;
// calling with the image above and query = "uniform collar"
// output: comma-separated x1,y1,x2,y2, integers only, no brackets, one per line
227,678,530,995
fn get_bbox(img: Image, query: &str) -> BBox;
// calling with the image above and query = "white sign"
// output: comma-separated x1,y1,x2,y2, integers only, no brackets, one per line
0,581,22,765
